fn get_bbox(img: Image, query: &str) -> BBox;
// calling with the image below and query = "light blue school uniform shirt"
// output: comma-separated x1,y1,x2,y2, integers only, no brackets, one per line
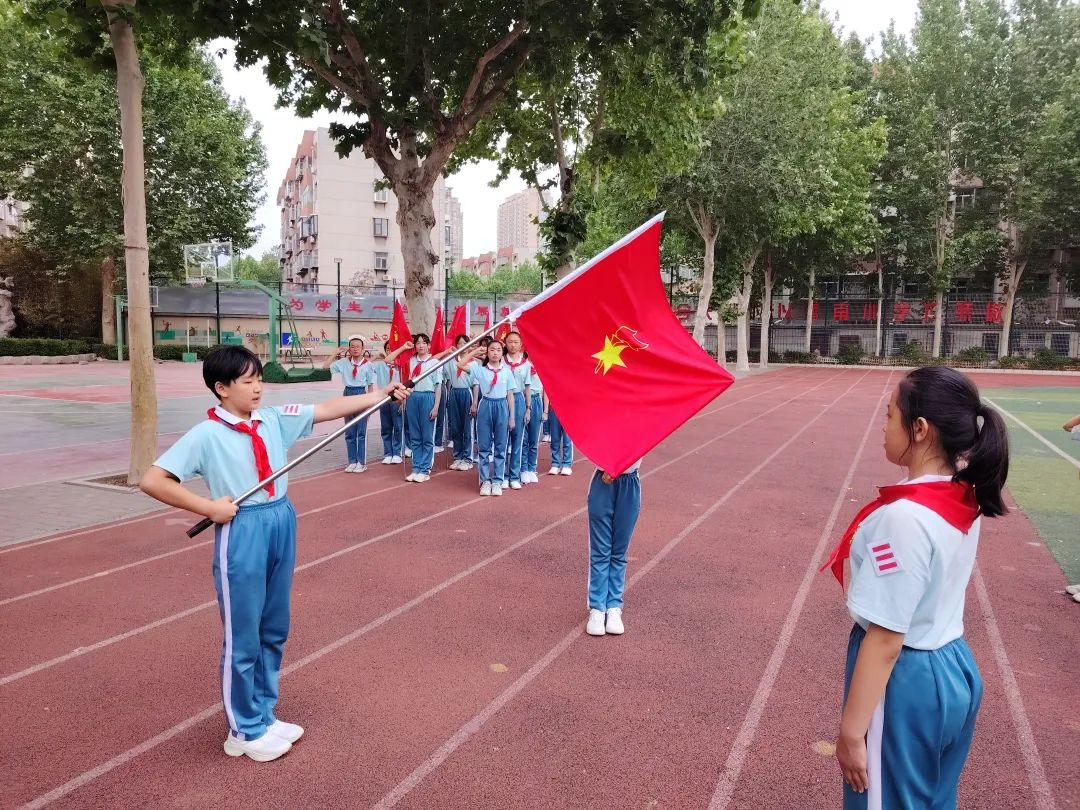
527,366,544,395
330,358,373,389
369,360,400,389
407,356,442,393
450,359,480,389
846,474,981,650
505,356,533,396
471,362,518,399
154,404,315,503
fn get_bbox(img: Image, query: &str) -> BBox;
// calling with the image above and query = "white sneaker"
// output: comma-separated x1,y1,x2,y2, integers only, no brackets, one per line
605,608,624,635
434,445,444,453
404,448,413,458
502,479,510,489
223,731,291,762
480,482,492,496
414,473,430,482
352,464,367,473
381,456,394,465
560,466,573,476
542,434,551,443
392,455,404,464
491,484,503,496
548,467,560,476
1066,584,1080,595
526,472,538,483
586,609,606,636
266,719,304,743
405,472,417,482
447,441,454,449
510,481,522,490
344,463,357,473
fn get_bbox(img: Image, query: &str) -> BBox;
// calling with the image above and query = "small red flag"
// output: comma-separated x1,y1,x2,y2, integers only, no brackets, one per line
448,305,468,341
483,307,491,334
430,307,447,354
512,213,734,476
388,299,413,377
495,319,512,342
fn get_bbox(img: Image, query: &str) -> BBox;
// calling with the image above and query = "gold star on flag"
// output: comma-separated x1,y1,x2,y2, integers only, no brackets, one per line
592,336,628,375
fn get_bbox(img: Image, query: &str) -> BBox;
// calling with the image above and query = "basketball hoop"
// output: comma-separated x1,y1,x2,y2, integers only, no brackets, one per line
183,240,234,286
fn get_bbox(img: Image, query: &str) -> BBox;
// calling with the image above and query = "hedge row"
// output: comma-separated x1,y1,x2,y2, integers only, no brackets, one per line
91,344,218,361
0,338,94,356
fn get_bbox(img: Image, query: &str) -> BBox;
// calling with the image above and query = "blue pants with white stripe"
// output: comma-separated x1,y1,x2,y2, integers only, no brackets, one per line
524,393,544,473
213,498,296,742
506,391,527,482
549,408,573,468
343,385,368,465
587,469,640,610
448,387,473,463
380,401,403,458
476,397,509,483
405,390,436,474
843,624,982,810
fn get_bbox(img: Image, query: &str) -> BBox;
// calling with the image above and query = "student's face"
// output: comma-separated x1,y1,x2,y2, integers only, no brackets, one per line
455,337,469,349
884,387,913,467
348,340,364,359
415,338,430,355
487,342,503,363
218,367,262,413
505,334,522,354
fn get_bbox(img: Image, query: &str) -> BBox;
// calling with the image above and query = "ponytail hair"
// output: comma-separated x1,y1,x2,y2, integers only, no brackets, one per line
896,366,1010,517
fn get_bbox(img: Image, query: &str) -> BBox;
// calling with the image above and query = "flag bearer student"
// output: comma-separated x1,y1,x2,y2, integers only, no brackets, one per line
546,392,574,475
585,457,643,636
323,335,373,473
140,345,409,763
469,339,517,496
447,334,482,471
822,366,1009,809
404,334,442,483
369,341,411,464
504,331,532,489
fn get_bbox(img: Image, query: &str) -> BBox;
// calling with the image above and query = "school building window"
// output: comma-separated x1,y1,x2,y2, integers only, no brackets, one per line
373,217,389,237
374,185,389,203
374,251,389,271
981,333,1000,355
300,215,318,238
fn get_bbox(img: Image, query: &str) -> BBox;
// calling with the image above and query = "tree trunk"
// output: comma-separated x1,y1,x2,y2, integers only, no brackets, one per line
104,2,157,485
999,257,1026,359
758,251,775,369
716,312,727,369
395,186,438,335
735,268,753,372
874,261,883,357
101,255,117,344
692,218,717,346
931,288,945,357
804,266,815,353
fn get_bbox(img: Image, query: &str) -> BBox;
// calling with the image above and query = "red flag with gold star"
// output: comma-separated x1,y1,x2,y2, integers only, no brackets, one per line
388,299,413,377
511,213,734,476
430,306,447,354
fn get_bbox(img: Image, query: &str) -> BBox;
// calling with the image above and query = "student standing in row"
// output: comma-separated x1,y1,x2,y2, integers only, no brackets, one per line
827,366,1009,809
470,340,516,496
404,334,441,483
522,365,546,484
448,333,479,471
504,331,532,490
368,341,410,465
547,396,574,475
324,336,372,473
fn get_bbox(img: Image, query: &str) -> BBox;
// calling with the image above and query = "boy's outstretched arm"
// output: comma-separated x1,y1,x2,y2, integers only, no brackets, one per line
140,466,238,523
1064,414,1080,431
313,382,409,424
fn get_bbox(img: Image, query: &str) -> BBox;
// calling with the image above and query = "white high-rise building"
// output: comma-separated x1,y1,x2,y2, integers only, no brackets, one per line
444,187,464,270
496,189,547,264
277,128,446,293
0,196,25,239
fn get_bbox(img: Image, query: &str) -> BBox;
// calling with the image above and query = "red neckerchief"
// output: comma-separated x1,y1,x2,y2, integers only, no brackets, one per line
349,358,368,379
412,357,428,379
486,364,502,393
206,408,275,497
506,356,527,369
821,480,978,586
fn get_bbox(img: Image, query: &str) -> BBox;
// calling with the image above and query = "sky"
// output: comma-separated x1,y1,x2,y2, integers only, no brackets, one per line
213,0,918,260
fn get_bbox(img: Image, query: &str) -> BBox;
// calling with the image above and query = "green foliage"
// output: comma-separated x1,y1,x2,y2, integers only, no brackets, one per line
954,346,989,365
0,8,267,286
0,240,102,338
262,362,331,384
998,355,1026,369
236,252,283,286
93,342,218,360
0,337,94,356
896,339,928,366
835,343,864,365
449,262,542,295
1029,347,1067,370
782,350,814,364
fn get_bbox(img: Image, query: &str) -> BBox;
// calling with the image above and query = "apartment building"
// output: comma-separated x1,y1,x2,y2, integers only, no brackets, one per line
0,196,25,239
277,128,447,293
496,188,548,263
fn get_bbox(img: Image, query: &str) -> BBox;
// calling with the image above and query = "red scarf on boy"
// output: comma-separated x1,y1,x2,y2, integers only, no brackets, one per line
821,480,979,586
207,408,275,496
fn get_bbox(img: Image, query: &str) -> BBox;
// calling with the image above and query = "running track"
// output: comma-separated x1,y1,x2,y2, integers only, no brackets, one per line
2,368,1077,809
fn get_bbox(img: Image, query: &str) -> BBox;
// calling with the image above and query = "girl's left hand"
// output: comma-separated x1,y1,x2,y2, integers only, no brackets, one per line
601,472,614,485
428,408,438,421
836,732,868,794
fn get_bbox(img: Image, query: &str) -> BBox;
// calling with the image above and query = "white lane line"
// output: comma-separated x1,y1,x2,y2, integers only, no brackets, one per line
983,397,1080,470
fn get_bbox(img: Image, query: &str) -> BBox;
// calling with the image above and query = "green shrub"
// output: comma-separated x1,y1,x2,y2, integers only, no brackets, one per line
895,340,927,365
262,362,331,384
0,337,93,356
782,350,814,364
998,355,1026,369
954,346,989,366
835,343,864,365
93,343,218,361
1030,347,1066,370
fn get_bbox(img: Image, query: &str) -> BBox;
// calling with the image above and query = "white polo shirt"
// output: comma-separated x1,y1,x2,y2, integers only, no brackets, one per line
846,474,981,650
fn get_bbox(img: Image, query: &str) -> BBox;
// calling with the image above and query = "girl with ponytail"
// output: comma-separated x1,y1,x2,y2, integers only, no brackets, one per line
823,366,1009,809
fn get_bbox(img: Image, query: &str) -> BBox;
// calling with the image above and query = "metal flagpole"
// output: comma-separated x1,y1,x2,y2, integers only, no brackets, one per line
186,316,511,538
